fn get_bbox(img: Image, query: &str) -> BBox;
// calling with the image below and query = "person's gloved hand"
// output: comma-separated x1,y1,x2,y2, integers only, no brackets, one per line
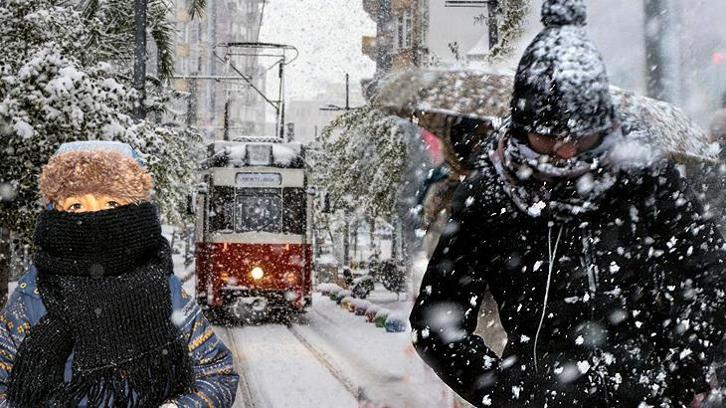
159,403,179,408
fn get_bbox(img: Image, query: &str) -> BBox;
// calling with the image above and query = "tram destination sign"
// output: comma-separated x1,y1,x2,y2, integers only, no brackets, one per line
236,172,282,186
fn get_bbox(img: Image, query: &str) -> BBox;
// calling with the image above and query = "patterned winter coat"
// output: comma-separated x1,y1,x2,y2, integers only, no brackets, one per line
0,266,239,407
410,155,726,407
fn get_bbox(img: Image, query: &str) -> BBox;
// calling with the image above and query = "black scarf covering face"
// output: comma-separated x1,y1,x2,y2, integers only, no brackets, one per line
8,203,194,407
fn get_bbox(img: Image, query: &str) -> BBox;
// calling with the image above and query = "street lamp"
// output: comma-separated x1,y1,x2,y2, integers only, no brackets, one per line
133,0,147,119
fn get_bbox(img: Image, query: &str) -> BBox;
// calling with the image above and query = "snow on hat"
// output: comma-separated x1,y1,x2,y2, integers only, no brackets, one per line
39,141,152,206
510,0,615,140
54,141,146,166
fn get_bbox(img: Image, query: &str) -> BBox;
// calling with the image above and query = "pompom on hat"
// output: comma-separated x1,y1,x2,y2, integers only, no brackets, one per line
510,0,616,140
39,141,153,207
541,0,587,27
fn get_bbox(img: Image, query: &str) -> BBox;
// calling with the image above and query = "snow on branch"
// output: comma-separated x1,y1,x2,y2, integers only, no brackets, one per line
318,106,408,220
0,48,202,245
488,0,532,61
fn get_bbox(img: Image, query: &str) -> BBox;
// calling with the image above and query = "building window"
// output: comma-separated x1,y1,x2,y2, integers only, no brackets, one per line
405,11,413,48
396,10,413,50
397,15,404,49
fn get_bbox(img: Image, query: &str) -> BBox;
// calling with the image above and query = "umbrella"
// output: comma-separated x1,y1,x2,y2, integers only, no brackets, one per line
371,69,718,166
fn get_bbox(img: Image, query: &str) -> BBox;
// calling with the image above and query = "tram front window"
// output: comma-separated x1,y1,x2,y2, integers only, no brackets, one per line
210,186,235,232
235,191,283,233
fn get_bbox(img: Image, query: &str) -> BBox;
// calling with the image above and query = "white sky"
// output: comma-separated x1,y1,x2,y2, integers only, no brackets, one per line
257,0,726,125
259,0,376,101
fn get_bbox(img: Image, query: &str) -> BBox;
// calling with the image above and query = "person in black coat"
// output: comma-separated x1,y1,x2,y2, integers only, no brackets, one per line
410,1,726,407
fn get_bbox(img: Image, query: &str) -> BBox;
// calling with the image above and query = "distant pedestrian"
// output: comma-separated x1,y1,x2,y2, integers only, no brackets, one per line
710,93,726,143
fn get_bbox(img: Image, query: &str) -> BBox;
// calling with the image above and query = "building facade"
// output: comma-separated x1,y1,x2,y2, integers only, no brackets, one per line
361,0,429,83
170,0,269,140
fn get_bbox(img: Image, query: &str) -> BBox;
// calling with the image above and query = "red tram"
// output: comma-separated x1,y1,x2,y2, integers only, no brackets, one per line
193,140,313,321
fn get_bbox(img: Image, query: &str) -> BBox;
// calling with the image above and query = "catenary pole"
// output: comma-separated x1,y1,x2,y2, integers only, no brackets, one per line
133,0,147,119
643,0,682,103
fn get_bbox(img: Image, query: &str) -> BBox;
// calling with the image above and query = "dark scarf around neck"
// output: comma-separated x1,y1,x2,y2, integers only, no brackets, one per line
8,203,194,407
489,123,623,221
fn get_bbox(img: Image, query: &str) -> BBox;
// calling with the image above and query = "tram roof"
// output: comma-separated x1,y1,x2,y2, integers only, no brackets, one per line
204,140,305,169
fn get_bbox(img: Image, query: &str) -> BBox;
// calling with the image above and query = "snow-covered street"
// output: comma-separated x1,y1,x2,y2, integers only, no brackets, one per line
173,248,458,408
217,323,357,408
213,293,459,408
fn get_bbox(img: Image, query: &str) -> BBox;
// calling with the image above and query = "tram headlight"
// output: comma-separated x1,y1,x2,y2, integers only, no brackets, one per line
250,266,265,280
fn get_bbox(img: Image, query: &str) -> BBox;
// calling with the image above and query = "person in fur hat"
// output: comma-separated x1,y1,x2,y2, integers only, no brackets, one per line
0,141,239,407
410,0,726,407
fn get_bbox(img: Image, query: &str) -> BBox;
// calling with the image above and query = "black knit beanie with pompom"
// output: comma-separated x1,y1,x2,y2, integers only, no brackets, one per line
510,0,616,140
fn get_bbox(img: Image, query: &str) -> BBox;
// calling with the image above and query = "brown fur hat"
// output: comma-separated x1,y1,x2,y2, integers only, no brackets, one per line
39,150,153,206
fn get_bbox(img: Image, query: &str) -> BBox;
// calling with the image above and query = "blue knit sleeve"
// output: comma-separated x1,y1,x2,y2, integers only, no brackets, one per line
0,279,39,405
167,276,239,407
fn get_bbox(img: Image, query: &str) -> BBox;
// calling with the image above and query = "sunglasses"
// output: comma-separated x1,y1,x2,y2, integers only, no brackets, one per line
526,133,604,157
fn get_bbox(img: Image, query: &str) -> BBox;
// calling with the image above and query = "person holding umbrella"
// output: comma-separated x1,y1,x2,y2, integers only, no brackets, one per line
410,0,726,406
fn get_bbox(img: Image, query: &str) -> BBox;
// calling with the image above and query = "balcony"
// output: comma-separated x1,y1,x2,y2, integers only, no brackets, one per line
177,7,190,23
362,36,378,60
392,49,416,71
392,0,412,12
177,44,190,58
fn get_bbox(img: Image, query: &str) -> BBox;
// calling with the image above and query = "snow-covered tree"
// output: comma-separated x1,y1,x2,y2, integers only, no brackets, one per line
435,0,531,63
315,107,413,267
78,0,205,81
319,106,408,220
136,124,204,225
0,0,95,69
0,1,204,246
488,0,531,60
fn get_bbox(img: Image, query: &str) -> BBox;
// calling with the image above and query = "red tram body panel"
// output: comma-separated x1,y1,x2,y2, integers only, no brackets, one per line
196,242,313,309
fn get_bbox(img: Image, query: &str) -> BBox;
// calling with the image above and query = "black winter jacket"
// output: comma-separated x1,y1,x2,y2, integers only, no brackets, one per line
410,157,726,407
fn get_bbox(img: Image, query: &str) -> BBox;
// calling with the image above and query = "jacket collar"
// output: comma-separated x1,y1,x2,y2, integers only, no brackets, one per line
16,266,41,299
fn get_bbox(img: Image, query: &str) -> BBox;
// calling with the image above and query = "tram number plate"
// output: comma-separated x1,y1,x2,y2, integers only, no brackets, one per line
236,172,282,186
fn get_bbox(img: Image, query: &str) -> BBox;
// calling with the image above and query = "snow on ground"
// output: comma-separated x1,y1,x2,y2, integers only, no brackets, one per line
290,293,457,407
364,284,410,309
211,295,459,408
217,325,359,408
